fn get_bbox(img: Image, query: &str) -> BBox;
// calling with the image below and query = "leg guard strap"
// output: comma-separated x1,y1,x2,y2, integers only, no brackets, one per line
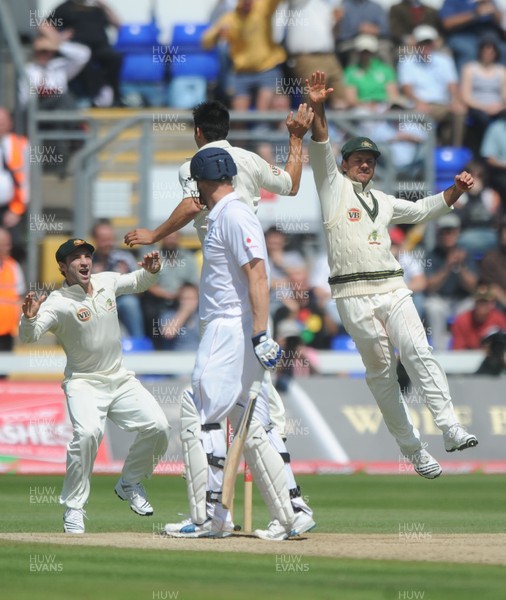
207,453,226,469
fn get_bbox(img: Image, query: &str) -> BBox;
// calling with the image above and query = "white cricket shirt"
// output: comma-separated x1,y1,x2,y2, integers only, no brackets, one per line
199,193,269,322
19,269,159,380
178,140,293,242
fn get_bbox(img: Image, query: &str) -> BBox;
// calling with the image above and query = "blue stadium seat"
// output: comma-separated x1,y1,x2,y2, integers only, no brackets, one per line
166,76,207,109
171,23,209,50
120,54,165,82
115,22,160,51
119,54,167,106
122,336,154,352
434,146,473,192
169,52,220,81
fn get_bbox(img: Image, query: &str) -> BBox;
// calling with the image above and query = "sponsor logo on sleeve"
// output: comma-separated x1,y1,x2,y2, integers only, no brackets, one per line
269,165,281,176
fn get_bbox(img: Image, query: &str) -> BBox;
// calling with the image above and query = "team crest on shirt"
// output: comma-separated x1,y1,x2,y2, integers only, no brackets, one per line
269,164,281,176
77,307,91,321
368,230,381,245
348,208,361,221
105,298,116,312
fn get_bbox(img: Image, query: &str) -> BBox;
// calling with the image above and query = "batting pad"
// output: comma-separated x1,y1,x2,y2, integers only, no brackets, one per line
243,419,294,529
180,390,208,525
202,427,226,495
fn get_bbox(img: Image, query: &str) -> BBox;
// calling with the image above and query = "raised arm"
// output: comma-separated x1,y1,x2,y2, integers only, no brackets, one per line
19,292,57,343
307,71,334,142
443,171,474,207
283,103,314,195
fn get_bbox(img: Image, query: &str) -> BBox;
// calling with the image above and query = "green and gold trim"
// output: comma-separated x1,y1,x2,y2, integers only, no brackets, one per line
328,269,404,285
354,190,379,222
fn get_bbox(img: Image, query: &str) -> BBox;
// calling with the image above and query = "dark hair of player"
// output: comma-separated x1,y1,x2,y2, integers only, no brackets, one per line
192,101,230,142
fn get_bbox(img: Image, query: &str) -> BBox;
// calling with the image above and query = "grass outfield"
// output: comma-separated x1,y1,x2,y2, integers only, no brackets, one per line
1,473,505,600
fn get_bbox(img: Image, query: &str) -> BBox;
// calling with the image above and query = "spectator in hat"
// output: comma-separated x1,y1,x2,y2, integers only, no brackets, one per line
20,27,90,177
334,0,392,67
461,33,506,155
20,26,91,109
425,212,478,350
397,24,467,146
451,282,506,349
439,0,506,73
344,34,401,112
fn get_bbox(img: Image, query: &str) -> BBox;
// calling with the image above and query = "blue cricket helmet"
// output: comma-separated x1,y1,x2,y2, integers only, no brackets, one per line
190,147,238,181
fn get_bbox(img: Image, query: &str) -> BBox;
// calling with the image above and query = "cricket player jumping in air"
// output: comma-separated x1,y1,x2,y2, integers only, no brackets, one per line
307,71,478,478
19,239,171,533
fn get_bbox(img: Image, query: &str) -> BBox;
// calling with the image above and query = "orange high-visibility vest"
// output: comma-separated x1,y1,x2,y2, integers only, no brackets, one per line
3,134,29,216
0,256,21,336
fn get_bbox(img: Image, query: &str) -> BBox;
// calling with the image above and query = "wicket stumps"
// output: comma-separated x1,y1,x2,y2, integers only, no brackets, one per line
243,461,253,533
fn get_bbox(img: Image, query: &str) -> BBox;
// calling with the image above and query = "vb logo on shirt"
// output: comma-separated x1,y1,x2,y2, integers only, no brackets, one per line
347,208,361,221
76,307,92,322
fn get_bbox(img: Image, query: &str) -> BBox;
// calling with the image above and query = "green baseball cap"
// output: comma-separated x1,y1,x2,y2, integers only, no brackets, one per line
55,238,95,263
341,137,381,160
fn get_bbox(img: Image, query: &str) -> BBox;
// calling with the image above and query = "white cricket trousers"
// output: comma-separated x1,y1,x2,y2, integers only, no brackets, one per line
60,368,170,509
192,314,269,428
336,288,459,455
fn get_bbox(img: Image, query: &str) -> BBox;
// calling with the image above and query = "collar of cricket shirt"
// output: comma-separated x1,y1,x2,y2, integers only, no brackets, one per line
349,178,378,222
206,191,241,223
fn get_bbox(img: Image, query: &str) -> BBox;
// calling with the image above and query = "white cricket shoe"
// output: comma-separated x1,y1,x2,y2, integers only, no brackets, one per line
254,520,291,541
63,507,86,534
290,511,316,536
406,447,442,479
255,511,316,540
444,424,478,453
115,479,153,516
164,517,232,538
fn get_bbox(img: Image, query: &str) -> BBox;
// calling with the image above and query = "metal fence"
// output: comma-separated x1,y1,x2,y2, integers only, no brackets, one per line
27,108,435,282
0,0,436,284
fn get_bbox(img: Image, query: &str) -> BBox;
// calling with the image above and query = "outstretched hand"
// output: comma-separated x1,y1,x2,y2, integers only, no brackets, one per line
139,251,161,273
454,171,474,192
286,103,314,138
22,292,47,319
306,71,334,105
124,228,155,247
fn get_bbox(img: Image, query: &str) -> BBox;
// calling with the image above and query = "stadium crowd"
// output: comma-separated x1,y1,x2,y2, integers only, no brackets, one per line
2,0,506,374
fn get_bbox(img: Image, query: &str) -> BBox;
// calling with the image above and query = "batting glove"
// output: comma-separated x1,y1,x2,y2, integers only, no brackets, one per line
252,331,282,371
